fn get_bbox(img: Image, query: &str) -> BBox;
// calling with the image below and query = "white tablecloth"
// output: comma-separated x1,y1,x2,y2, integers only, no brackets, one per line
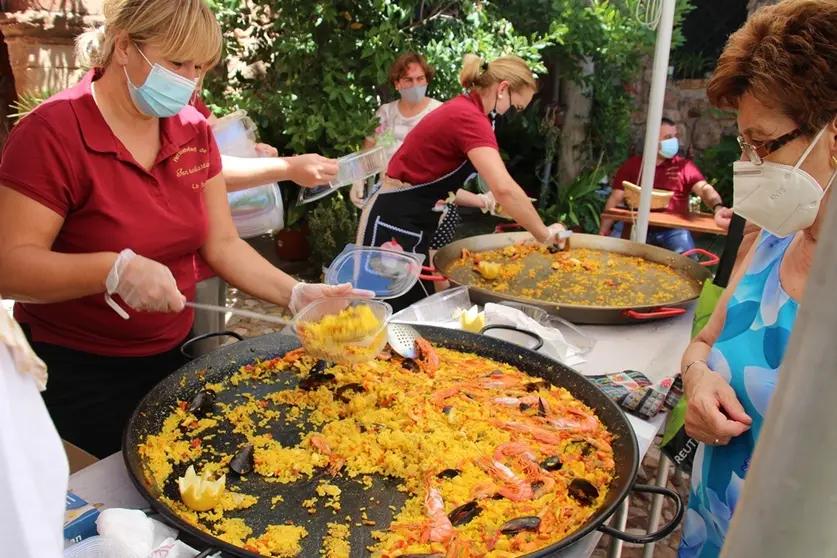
69,307,694,558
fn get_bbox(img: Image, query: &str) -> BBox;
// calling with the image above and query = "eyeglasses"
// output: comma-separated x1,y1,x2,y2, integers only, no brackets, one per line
737,128,803,165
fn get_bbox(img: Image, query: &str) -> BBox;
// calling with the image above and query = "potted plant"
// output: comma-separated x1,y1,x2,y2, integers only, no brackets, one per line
306,191,359,276
539,164,610,235
274,188,312,261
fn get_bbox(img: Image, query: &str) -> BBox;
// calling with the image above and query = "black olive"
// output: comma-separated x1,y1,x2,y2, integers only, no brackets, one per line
448,501,482,526
568,478,600,506
229,444,255,475
500,516,541,535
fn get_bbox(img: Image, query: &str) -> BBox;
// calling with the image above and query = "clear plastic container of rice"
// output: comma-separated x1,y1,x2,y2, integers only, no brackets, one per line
293,298,392,364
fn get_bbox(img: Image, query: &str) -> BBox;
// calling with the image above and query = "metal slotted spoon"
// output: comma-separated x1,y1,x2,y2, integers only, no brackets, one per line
385,322,422,359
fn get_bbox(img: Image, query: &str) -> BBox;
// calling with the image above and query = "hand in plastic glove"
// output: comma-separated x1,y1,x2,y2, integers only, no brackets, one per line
476,192,497,215
105,249,185,318
350,181,366,209
288,282,375,315
254,143,279,158
543,222,570,249
288,154,339,188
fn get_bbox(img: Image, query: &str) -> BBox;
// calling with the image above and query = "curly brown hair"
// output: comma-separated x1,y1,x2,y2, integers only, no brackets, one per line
388,52,435,85
707,0,837,135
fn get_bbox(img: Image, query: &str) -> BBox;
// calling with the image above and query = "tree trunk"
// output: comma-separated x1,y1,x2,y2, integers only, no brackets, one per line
557,78,591,187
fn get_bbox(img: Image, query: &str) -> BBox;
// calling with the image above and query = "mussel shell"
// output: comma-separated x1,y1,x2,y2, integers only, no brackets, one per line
442,406,454,415
335,383,365,402
541,456,563,471
436,469,461,479
402,359,419,372
448,501,482,526
188,389,216,415
537,397,547,417
298,372,336,391
548,244,563,254
229,444,255,475
525,380,550,392
519,403,532,412
491,493,505,500
500,516,541,535
568,478,600,506
309,360,332,374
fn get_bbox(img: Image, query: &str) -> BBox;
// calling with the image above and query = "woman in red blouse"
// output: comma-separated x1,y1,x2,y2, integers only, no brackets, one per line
357,54,565,311
0,0,366,457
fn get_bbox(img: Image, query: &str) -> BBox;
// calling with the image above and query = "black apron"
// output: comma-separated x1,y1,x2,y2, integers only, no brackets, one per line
358,162,475,312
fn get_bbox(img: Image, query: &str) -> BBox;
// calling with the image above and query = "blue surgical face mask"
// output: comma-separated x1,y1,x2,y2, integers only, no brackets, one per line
124,43,198,118
399,83,427,104
659,137,679,159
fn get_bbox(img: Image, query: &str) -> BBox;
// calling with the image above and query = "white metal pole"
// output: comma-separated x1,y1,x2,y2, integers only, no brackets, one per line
720,196,837,557
635,0,676,244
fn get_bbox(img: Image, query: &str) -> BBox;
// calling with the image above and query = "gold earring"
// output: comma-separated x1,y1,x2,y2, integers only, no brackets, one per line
832,156,837,169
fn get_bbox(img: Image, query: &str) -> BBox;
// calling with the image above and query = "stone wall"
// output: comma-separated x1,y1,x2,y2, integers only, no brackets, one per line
0,1,103,96
630,59,737,160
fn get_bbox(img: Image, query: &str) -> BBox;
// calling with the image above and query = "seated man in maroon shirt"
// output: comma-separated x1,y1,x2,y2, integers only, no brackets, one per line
598,118,729,255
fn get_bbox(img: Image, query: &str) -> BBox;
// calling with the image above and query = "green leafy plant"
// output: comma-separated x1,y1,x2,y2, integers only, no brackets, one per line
696,135,739,207
540,163,610,234
204,1,551,158
671,49,716,80
9,89,58,124
306,192,359,268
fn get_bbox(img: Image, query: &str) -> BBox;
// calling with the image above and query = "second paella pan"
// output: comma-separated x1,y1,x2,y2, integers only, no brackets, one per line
432,232,716,325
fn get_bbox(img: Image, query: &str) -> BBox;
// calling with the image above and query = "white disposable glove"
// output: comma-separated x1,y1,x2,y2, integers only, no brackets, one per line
104,249,185,318
477,192,497,215
349,181,366,209
288,282,375,315
544,223,571,250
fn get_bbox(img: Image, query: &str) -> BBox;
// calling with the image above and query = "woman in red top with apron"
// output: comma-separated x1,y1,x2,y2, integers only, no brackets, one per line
357,54,566,311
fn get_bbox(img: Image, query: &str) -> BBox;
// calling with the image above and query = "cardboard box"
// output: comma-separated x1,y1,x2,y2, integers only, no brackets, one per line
63,439,98,474
64,491,100,548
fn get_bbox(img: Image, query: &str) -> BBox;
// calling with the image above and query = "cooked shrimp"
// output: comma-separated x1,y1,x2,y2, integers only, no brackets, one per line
518,458,556,499
493,442,537,464
422,472,454,543
471,479,498,501
309,434,344,475
475,457,534,502
546,409,599,433
415,338,440,376
491,420,563,445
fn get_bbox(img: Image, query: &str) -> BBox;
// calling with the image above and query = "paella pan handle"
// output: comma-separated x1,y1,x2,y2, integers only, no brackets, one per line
597,484,685,543
419,265,447,282
621,307,687,321
681,248,720,267
479,325,545,351
494,222,523,233
181,331,245,359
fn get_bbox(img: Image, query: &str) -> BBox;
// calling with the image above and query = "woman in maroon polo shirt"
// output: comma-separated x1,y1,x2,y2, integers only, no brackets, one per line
0,0,367,458
357,54,566,312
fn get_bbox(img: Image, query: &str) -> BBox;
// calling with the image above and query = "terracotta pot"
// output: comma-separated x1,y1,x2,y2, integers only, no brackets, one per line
274,227,311,262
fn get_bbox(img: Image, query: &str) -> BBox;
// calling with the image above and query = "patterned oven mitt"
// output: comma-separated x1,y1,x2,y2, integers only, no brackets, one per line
587,370,683,420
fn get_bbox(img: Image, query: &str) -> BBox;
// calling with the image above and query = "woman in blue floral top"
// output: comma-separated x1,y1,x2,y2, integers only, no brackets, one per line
678,2,837,556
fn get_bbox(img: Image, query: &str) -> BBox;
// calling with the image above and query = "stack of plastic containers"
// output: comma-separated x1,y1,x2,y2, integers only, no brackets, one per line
211,111,284,238
297,145,389,205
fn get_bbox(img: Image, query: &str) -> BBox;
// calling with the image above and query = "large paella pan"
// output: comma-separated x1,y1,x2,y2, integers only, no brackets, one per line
124,328,682,557
432,231,717,325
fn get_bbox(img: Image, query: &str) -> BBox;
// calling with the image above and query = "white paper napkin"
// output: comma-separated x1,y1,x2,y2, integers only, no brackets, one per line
483,303,586,367
96,509,179,558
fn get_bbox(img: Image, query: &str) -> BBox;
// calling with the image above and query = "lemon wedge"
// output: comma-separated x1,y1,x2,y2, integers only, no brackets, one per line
460,305,485,333
477,261,501,280
178,465,226,512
